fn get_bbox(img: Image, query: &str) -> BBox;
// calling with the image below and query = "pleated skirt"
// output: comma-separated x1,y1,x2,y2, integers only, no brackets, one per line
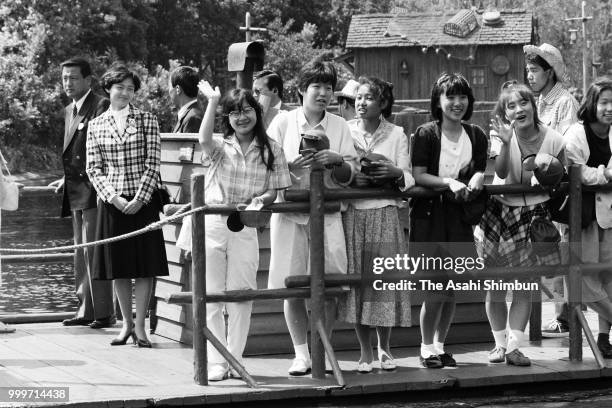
93,195,169,280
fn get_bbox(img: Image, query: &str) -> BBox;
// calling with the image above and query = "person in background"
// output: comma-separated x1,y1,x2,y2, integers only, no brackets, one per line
266,61,358,376
484,83,565,367
86,63,169,348
49,57,115,329
338,76,414,373
0,148,16,333
335,79,359,122
253,70,289,128
565,77,612,359
523,43,579,338
411,73,488,368
169,66,203,133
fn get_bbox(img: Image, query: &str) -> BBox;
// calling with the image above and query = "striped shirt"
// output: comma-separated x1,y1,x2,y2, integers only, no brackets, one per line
537,82,579,135
203,134,291,205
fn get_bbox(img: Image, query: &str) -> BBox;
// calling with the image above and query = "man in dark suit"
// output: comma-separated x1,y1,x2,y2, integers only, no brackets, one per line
168,66,203,133
49,57,115,328
253,70,291,128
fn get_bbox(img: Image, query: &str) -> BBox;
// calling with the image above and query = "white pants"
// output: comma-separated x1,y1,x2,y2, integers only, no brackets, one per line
190,214,259,365
267,212,347,289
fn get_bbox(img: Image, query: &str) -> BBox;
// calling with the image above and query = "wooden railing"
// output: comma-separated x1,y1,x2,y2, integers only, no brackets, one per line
7,165,609,385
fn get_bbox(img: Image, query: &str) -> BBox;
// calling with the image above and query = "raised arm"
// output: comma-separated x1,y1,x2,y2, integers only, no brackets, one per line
197,80,221,154
490,116,515,179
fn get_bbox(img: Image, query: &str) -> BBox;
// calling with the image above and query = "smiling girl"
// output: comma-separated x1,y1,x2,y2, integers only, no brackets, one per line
338,76,414,373
483,83,565,367
177,81,291,381
565,77,612,360
410,73,488,369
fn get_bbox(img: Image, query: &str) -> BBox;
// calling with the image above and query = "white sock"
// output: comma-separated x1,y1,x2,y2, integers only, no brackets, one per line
420,343,436,359
434,341,445,355
294,343,310,361
507,329,524,353
492,330,507,349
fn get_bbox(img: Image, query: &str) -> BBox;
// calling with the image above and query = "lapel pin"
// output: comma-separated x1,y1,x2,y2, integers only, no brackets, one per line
78,122,85,130
126,118,137,135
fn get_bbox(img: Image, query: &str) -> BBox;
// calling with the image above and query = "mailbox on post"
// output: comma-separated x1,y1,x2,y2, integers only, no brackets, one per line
227,41,265,90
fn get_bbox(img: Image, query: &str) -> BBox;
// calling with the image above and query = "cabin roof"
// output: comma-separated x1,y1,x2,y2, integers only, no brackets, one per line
346,9,533,49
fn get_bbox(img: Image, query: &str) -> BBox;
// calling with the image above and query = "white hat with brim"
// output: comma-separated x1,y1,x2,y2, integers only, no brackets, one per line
334,79,359,99
523,43,570,84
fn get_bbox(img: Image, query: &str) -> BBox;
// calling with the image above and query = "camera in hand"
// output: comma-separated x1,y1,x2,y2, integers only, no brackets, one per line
359,153,391,187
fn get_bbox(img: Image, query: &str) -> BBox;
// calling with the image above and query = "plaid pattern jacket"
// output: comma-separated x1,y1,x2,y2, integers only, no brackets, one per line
86,105,160,204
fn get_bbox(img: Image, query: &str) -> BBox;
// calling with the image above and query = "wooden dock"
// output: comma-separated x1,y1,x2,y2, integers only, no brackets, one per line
0,303,610,407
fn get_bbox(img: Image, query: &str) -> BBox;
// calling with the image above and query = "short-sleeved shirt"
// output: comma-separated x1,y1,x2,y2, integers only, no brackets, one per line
537,82,579,135
202,134,291,205
492,126,565,207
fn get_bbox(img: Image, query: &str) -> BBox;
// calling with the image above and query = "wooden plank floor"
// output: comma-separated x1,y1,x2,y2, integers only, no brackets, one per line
0,303,610,407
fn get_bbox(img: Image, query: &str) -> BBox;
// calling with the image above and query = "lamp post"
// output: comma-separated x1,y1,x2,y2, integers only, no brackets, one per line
564,1,592,96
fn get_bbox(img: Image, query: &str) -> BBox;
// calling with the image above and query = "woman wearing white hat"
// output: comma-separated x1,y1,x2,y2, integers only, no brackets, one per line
524,43,580,338
523,43,579,136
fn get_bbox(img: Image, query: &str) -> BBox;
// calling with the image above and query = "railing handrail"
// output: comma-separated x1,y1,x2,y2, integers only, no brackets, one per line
6,165,604,385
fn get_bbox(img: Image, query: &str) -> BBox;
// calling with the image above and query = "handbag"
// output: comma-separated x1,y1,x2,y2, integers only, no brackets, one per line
155,175,174,207
530,216,560,258
0,150,18,211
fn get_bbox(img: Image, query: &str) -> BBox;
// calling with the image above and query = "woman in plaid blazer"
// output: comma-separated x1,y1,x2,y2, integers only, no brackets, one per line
86,64,168,348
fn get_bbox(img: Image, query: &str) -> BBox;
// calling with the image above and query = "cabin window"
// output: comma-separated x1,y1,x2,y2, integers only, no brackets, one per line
469,66,486,87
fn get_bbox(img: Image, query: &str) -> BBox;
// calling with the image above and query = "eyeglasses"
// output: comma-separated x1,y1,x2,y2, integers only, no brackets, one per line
227,106,255,119
501,80,518,90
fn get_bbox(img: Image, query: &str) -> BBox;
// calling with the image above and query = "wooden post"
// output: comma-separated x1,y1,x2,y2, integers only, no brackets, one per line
567,165,583,361
574,305,606,368
309,167,326,379
529,287,542,341
191,174,208,385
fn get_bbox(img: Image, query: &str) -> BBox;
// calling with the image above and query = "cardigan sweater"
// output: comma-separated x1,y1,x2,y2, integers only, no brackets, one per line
410,120,488,218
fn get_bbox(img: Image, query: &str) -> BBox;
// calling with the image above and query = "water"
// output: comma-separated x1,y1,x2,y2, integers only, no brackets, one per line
0,182,76,315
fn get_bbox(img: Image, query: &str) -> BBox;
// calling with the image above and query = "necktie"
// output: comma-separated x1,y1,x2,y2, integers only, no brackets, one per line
70,105,78,128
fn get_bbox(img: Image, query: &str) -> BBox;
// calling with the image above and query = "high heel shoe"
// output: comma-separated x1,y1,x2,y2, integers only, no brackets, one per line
110,329,136,346
378,349,397,370
135,335,152,348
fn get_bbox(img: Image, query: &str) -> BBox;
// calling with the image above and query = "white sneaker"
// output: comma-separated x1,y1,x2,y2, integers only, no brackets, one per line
228,366,242,379
208,364,228,381
288,357,311,376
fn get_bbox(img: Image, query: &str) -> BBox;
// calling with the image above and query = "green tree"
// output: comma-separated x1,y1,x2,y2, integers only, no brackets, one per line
256,18,323,102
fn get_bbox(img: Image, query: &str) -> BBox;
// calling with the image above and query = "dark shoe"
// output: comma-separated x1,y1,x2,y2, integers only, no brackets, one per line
438,352,457,367
419,355,443,368
541,319,569,338
89,316,117,329
597,339,612,359
110,328,136,346
505,349,531,366
136,336,152,348
62,317,93,326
